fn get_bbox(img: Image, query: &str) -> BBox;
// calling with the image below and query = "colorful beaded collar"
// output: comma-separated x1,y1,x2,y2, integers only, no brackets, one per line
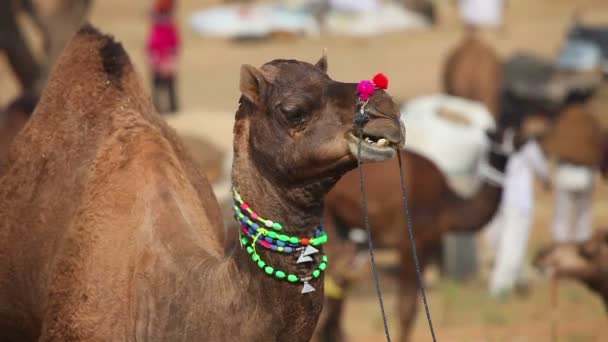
233,188,328,294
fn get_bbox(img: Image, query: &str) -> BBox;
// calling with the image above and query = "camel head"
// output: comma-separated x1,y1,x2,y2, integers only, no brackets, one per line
534,229,608,287
234,54,404,184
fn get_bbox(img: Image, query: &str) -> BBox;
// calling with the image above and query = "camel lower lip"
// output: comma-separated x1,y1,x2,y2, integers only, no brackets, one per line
348,133,396,162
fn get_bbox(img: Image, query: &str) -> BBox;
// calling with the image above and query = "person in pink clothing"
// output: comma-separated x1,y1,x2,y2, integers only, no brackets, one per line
147,0,180,114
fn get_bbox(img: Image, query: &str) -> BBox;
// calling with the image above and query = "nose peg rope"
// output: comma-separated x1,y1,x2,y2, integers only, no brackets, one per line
396,152,438,342
354,73,436,341
355,124,392,342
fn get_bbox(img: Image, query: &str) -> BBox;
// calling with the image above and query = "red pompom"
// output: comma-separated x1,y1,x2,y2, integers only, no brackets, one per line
372,73,389,90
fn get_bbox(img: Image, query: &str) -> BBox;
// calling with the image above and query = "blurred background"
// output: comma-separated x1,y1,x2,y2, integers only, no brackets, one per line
2,0,608,341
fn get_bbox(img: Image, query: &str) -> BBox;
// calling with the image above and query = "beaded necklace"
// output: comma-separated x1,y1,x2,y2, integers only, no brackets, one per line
233,188,328,294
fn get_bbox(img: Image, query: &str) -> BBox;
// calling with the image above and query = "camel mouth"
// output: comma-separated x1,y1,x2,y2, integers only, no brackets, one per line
347,132,397,162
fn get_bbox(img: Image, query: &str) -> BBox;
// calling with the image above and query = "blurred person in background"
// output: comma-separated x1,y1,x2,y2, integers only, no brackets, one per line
147,0,180,114
485,129,551,299
543,105,603,243
458,0,507,31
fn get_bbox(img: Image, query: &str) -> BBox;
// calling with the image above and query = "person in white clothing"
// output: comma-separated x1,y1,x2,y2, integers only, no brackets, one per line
485,136,551,298
458,0,506,29
551,163,596,242
542,105,604,244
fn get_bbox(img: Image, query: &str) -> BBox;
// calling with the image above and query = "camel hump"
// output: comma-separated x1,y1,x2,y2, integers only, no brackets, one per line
27,23,152,134
74,22,130,82
11,24,157,166
38,22,138,111
75,23,129,82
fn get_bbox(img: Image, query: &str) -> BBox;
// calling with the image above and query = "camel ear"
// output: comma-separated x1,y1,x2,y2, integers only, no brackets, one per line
315,49,328,73
240,64,265,104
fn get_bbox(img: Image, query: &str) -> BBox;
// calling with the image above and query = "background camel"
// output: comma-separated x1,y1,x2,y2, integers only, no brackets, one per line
0,0,92,100
535,228,608,311
33,0,94,95
0,24,403,340
0,96,37,174
0,0,46,99
315,127,513,342
442,32,503,117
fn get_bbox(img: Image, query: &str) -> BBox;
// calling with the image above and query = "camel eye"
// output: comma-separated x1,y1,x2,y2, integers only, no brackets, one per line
282,107,307,124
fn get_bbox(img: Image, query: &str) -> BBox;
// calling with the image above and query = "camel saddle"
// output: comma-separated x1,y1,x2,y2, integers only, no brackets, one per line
503,52,602,107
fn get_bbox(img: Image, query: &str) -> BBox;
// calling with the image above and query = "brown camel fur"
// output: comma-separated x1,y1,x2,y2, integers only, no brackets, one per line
316,130,512,342
0,100,225,185
0,24,403,340
535,228,608,312
442,33,503,117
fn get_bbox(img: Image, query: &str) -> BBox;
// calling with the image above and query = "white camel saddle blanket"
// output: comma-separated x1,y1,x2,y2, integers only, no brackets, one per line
400,94,496,196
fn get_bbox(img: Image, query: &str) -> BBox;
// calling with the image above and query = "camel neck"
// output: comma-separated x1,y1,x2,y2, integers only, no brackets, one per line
221,147,328,336
232,140,330,284
231,153,329,237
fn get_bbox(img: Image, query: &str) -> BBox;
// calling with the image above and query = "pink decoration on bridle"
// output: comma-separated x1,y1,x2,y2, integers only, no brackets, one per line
357,73,389,101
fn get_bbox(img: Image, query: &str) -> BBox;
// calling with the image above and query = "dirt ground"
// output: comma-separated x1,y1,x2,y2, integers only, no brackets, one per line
2,0,608,341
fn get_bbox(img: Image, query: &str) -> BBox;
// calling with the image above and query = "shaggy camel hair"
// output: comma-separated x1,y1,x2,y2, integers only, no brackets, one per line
316,129,513,342
0,24,403,340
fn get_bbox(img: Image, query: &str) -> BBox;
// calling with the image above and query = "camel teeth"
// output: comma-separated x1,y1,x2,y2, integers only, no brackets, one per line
377,138,388,147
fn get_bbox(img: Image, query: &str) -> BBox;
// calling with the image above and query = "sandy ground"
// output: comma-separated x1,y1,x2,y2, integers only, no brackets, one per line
2,0,608,341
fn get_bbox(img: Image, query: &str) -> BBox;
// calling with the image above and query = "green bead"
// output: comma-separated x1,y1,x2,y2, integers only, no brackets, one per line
257,260,265,268
287,274,298,283
246,246,253,254
264,266,274,275
278,246,284,252
313,270,321,278
278,234,289,242
312,233,328,246
319,262,327,271
252,254,260,262
246,219,253,226
322,255,328,263
275,270,286,279
268,231,278,239
289,237,299,244
272,222,283,230
240,237,248,246
238,213,245,219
